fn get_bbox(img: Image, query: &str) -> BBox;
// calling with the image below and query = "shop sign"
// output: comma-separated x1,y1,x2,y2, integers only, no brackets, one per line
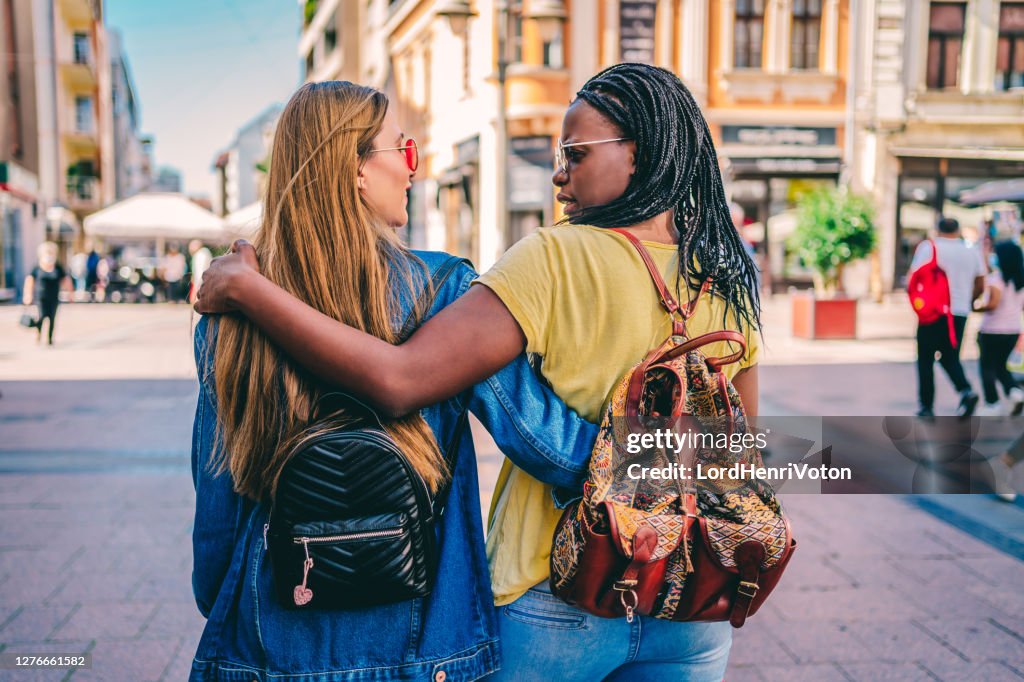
508,136,553,210
722,126,837,147
620,0,658,64
730,157,842,174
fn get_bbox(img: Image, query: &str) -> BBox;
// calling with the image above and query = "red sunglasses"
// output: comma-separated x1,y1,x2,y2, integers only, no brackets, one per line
367,138,419,173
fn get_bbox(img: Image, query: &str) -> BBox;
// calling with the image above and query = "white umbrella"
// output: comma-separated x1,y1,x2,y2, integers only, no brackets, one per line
83,192,228,243
224,201,263,239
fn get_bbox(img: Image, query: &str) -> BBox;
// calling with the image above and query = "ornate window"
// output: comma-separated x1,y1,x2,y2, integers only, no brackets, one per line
926,2,966,89
734,0,766,69
997,2,1024,90
791,0,822,70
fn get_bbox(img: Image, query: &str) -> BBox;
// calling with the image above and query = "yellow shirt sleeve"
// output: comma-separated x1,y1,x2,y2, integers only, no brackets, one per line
473,231,553,358
740,319,762,370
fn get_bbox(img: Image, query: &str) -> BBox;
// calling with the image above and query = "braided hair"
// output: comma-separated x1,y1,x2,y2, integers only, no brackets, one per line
567,63,761,333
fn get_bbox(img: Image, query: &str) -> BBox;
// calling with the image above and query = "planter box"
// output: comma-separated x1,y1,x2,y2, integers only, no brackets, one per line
791,293,857,340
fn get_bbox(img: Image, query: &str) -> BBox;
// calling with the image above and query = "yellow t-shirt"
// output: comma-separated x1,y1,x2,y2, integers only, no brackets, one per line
475,224,761,606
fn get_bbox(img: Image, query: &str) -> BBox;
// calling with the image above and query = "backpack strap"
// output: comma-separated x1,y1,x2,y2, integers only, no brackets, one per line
321,255,471,519
400,255,473,519
610,228,711,337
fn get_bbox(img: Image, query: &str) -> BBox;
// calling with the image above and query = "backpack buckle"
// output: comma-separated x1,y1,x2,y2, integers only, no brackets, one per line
737,580,759,599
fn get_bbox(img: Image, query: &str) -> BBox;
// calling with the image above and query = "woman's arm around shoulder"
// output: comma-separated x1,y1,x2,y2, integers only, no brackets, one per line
432,264,596,490
194,241,526,417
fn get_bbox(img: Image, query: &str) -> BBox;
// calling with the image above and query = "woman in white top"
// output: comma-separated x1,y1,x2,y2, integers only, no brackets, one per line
973,240,1024,416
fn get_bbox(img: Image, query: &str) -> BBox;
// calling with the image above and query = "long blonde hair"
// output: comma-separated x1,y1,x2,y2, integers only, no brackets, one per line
211,81,445,503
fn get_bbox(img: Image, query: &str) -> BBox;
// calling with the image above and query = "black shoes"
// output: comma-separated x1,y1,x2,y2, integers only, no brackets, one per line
957,391,980,419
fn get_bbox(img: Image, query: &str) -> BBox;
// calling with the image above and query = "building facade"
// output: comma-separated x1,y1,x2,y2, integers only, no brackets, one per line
851,0,1024,292
108,29,150,201
2,0,153,299
304,0,573,269
210,104,282,218
303,0,1022,291
1,0,119,297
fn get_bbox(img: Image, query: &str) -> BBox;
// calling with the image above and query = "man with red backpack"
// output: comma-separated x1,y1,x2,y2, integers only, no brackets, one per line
909,217,986,418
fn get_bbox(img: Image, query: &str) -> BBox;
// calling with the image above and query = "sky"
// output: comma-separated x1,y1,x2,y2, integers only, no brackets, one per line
104,0,301,199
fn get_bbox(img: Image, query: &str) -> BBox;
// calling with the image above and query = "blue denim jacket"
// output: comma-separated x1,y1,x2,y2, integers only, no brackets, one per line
190,251,598,681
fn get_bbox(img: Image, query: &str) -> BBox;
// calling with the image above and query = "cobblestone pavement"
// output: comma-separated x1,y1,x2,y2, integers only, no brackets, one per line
0,301,1021,681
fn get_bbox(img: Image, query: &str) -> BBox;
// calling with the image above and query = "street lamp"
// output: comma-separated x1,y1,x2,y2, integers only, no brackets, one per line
492,1,566,253
523,0,567,43
442,1,567,258
437,1,476,35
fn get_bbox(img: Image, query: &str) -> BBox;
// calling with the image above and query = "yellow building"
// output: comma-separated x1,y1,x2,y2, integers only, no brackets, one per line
54,0,114,230
310,1,857,281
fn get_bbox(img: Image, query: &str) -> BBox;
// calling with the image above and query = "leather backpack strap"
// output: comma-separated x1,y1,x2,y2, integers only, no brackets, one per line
610,228,712,337
729,540,766,628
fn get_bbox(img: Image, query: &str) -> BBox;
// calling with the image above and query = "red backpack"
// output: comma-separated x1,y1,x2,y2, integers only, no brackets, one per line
908,238,957,348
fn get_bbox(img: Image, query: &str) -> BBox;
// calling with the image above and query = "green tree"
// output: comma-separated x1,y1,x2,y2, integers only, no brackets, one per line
788,186,877,297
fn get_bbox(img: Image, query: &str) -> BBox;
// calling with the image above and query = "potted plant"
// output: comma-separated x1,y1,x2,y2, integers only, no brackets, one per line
787,186,877,339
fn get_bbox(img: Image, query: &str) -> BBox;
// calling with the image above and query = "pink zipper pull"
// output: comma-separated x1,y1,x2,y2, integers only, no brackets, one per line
293,538,314,606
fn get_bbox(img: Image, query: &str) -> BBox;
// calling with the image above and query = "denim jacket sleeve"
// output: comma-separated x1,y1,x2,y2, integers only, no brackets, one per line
441,263,598,491
190,317,251,618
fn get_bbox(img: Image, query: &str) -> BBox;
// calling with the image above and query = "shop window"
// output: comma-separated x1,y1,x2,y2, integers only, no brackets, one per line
734,0,765,69
926,2,966,89
791,0,822,70
996,2,1024,90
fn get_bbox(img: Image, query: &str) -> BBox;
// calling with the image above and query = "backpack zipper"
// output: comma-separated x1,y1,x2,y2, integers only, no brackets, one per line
294,526,404,544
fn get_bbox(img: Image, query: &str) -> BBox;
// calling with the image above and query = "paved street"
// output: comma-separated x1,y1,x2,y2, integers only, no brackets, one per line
0,300,1021,681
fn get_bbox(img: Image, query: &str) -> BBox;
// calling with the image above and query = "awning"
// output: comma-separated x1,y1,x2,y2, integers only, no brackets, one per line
224,201,262,239
891,146,1024,162
83,192,228,242
959,178,1024,205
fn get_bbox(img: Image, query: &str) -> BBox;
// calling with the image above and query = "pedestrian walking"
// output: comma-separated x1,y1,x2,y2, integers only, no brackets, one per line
85,248,100,300
731,200,763,294
973,240,1024,416
992,432,1023,502
187,239,211,304
187,81,597,681
910,217,985,418
196,63,761,681
21,241,71,346
161,245,187,302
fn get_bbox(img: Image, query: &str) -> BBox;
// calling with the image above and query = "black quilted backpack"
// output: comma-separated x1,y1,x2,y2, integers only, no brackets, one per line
265,256,468,610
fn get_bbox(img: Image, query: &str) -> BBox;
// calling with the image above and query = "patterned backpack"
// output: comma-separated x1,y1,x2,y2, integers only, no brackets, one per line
549,228,796,627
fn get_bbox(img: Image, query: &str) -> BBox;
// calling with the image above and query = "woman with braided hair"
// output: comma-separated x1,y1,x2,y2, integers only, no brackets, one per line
196,63,759,680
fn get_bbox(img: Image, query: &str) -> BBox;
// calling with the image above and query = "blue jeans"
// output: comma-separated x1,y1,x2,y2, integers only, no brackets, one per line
486,581,732,682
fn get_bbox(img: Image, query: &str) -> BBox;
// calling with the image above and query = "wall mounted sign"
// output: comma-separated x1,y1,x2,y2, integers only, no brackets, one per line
619,0,658,64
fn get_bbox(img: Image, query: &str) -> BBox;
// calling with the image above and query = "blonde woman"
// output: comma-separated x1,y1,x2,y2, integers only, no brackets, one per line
22,241,71,345
189,81,597,680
